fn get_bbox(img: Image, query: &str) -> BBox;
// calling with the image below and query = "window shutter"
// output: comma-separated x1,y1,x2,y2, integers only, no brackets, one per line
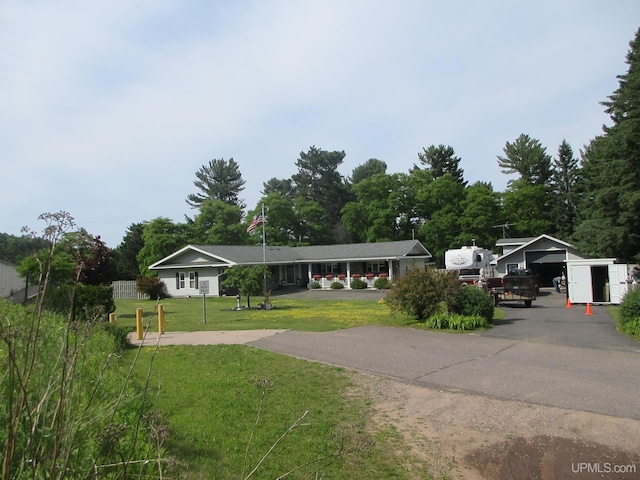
175,272,180,290
195,271,199,288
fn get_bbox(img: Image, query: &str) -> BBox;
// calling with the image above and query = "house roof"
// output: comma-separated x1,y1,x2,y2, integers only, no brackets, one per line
149,240,432,270
495,234,577,262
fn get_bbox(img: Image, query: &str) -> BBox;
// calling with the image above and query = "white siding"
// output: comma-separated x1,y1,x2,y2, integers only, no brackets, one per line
0,261,25,298
159,267,222,297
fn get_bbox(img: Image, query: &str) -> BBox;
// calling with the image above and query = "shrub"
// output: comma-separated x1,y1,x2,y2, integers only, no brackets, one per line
373,277,391,289
453,286,495,323
136,275,167,299
311,281,321,289
44,283,115,321
385,267,459,321
350,278,368,289
330,281,345,289
447,314,489,331
619,287,640,337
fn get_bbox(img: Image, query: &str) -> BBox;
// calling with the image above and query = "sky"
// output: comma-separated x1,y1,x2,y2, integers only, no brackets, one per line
1,1,638,247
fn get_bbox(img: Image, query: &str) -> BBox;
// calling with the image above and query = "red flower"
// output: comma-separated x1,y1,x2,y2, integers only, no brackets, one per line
325,274,334,280
352,273,362,279
338,274,346,280
366,273,375,279
313,274,322,280
379,273,388,278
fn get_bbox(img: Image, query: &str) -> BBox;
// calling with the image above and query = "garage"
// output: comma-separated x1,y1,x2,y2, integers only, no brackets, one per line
495,235,585,286
525,250,567,287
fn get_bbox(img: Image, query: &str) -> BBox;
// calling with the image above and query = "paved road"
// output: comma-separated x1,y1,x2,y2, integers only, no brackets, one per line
250,290,640,420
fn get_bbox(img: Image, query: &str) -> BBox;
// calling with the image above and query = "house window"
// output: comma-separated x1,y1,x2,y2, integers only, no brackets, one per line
189,272,199,289
366,261,386,273
179,272,186,289
506,263,518,274
321,263,339,275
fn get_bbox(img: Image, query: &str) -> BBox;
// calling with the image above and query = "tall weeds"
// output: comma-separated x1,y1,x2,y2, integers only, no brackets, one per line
1,212,166,479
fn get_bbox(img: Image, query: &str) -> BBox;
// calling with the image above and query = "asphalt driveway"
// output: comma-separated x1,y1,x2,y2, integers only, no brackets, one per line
250,290,640,420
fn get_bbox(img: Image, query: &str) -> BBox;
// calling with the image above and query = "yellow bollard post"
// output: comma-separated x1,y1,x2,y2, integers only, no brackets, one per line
136,308,144,340
158,304,165,334
109,312,117,324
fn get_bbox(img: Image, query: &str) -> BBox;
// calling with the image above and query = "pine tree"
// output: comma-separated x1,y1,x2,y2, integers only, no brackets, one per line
186,158,246,209
574,29,640,261
550,140,580,239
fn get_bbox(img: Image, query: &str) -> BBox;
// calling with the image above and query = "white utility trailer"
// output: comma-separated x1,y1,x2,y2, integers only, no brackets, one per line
566,259,632,304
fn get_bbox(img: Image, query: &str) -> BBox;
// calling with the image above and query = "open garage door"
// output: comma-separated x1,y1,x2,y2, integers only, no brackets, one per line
525,250,567,287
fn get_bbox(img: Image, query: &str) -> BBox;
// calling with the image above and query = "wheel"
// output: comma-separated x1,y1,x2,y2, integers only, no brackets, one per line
524,300,532,307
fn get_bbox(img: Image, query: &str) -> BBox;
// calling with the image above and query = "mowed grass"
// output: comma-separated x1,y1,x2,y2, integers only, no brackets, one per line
129,344,426,479
115,295,416,332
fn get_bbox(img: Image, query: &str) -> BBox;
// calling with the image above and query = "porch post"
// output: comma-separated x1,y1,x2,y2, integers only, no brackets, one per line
346,261,351,289
388,259,393,282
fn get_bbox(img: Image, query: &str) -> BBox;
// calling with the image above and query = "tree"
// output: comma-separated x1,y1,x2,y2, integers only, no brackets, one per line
137,217,189,276
291,146,351,243
112,223,144,280
186,158,246,209
417,145,466,186
573,29,640,261
413,174,465,265
349,158,387,185
497,134,552,186
501,180,553,237
222,264,271,309
190,200,247,245
455,181,502,249
341,173,403,242
262,177,295,199
549,140,580,239
250,193,298,246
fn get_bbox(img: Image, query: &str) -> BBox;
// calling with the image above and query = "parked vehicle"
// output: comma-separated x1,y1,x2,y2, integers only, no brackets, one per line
492,268,538,307
445,246,498,286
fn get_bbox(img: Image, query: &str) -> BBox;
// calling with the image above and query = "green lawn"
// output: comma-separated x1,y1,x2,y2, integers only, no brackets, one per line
115,295,417,332
129,344,428,479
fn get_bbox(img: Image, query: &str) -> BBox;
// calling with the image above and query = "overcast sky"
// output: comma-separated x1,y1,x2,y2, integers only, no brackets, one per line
1,1,638,247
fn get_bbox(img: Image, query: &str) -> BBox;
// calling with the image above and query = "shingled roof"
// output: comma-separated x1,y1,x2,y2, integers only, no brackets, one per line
149,240,431,269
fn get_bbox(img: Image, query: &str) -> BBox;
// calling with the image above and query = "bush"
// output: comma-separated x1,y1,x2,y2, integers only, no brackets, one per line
373,277,391,289
350,278,368,289
385,267,459,321
330,281,345,289
311,281,321,289
454,286,495,323
44,283,115,321
619,287,640,337
137,275,167,299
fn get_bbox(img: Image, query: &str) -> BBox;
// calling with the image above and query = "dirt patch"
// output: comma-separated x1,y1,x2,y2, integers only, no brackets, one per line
353,373,640,480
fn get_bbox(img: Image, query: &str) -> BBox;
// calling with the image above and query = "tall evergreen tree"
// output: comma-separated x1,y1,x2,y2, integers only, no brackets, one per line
291,146,351,244
417,144,466,186
497,134,552,186
573,29,640,261
550,140,580,239
186,158,246,209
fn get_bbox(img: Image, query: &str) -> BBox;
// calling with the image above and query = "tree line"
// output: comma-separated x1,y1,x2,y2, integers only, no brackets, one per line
3,29,639,281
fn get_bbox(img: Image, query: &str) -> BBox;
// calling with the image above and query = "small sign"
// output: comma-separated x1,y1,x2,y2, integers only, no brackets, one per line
199,280,210,295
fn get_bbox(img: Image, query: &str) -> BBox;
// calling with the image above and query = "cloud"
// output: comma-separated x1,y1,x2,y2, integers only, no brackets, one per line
1,0,639,246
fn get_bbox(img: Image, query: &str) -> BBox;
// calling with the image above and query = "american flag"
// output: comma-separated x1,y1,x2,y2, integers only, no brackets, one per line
246,214,265,233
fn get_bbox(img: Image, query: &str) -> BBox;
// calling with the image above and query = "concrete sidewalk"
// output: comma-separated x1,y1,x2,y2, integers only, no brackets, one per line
128,329,288,347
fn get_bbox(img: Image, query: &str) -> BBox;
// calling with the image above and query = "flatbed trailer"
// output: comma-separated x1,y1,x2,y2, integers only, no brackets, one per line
490,269,537,307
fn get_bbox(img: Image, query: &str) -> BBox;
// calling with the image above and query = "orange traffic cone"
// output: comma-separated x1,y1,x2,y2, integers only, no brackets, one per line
565,297,572,308
585,303,592,315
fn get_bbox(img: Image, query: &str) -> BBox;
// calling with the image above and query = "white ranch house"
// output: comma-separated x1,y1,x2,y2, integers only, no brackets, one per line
149,240,432,297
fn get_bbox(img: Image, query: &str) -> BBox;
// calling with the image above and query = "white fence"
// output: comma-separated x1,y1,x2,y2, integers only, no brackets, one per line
111,280,149,300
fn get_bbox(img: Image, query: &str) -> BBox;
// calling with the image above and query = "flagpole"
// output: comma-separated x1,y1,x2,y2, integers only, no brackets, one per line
261,203,267,291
